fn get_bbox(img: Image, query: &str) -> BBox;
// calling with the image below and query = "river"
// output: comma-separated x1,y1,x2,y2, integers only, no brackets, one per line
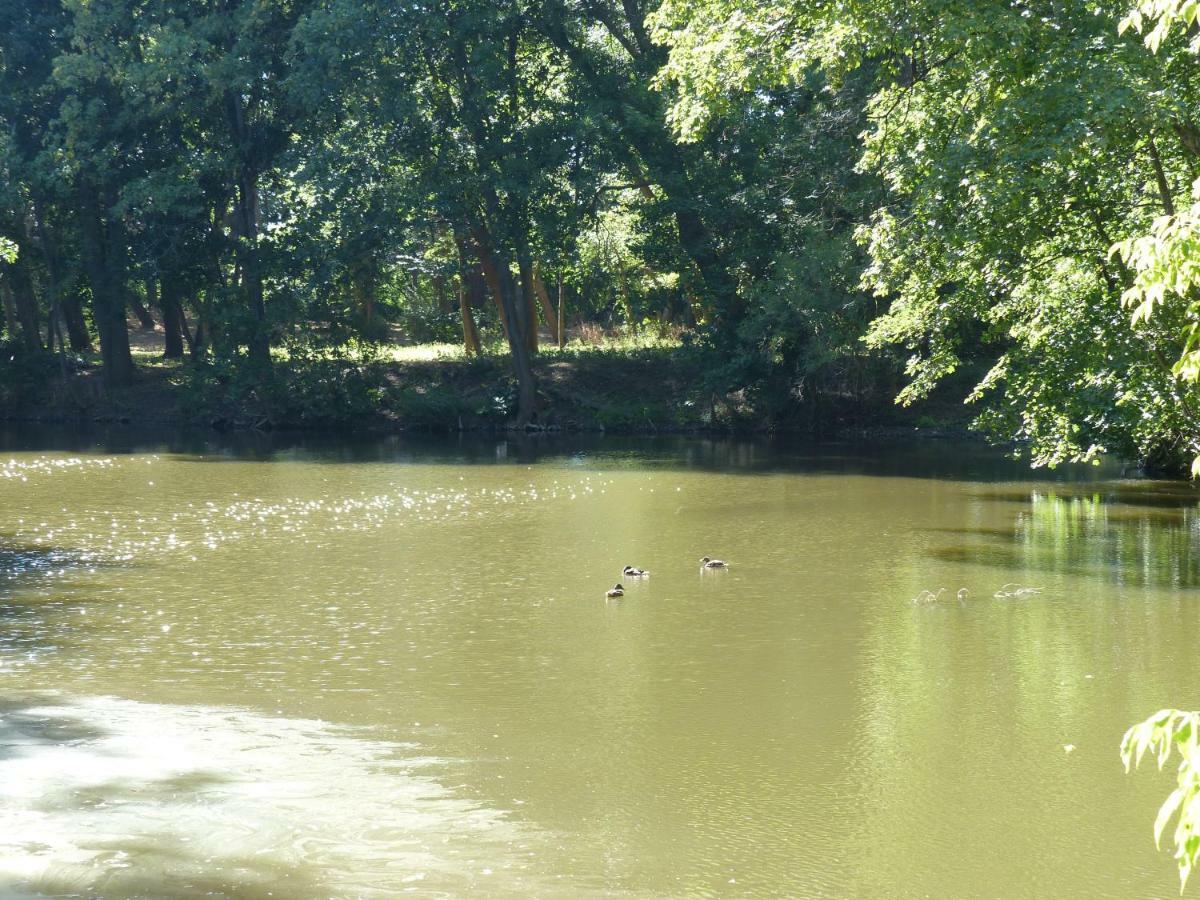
0,428,1196,897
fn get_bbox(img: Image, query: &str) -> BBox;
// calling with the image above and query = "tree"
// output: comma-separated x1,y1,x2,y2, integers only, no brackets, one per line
654,0,1200,469
533,0,745,331
1115,0,1200,473
293,0,604,425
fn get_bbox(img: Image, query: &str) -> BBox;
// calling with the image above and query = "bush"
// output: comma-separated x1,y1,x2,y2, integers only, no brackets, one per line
0,344,65,408
398,307,465,344
180,342,389,429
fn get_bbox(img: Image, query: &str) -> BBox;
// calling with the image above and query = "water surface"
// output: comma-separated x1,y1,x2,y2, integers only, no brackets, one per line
1,429,1197,897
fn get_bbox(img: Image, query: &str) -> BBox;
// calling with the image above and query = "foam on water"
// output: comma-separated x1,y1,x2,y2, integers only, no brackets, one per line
0,694,550,898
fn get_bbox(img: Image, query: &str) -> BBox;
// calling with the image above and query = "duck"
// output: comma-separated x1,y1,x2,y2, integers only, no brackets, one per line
606,584,625,598
622,565,649,577
699,556,729,568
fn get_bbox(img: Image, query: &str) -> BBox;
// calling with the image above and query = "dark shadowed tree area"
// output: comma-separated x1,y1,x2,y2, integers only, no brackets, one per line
0,0,1196,470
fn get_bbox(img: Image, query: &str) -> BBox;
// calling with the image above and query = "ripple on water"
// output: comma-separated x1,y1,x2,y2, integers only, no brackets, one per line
0,457,118,481
6,467,614,565
0,694,558,898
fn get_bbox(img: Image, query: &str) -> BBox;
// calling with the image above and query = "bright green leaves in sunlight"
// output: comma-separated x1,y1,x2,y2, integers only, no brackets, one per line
1120,0,1200,51
653,0,1200,471
649,1,803,141
1114,193,1200,396
1122,710,1200,890
1111,0,1200,474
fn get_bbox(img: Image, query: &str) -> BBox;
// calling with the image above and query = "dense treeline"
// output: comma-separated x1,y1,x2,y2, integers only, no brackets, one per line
0,0,883,429
655,0,1200,469
1,0,1197,467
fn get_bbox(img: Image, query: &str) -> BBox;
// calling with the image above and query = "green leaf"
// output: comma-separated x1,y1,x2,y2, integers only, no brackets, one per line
1156,787,1185,849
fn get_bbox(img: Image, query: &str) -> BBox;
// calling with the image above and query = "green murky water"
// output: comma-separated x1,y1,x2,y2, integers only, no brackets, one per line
1,428,1198,898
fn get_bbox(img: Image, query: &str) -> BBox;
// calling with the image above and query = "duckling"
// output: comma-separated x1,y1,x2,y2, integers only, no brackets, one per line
606,583,625,598
622,565,649,577
699,556,729,568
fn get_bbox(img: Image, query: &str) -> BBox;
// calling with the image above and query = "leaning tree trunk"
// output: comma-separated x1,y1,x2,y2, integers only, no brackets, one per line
534,10,741,329
454,238,485,354
531,262,561,345
61,291,92,353
129,281,156,330
472,226,537,426
459,282,481,354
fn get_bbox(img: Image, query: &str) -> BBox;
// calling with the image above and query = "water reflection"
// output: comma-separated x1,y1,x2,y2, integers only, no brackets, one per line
928,483,1200,589
0,423,1134,480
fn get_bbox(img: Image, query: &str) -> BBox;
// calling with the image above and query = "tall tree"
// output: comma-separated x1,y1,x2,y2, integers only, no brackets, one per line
654,0,1200,468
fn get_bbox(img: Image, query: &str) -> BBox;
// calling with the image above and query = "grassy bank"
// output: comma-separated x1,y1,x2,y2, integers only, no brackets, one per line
0,331,973,436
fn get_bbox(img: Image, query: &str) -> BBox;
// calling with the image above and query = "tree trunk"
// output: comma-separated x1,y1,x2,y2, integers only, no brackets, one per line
193,242,226,361
455,236,485,354
434,274,452,314
459,282,481,354
517,258,539,353
32,201,91,351
472,226,537,426
227,92,270,367
558,272,566,348
60,292,91,353
1148,136,1176,216
1,280,18,344
78,184,133,388
535,12,741,328
160,276,185,359
674,205,740,324
38,225,91,352
467,265,487,312
352,265,377,329
478,251,510,340
236,180,269,366
129,283,156,330
490,273,513,344
531,262,561,345
192,313,208,359
5,256,42,351
512,228,540,354
178,294,197,357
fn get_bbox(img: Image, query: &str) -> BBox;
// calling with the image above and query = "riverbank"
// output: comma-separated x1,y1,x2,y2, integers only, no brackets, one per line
0,338,974,437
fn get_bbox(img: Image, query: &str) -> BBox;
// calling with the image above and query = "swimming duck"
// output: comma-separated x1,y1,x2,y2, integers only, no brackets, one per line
622,566,649,577
606,584,625,598
700,556,729,568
